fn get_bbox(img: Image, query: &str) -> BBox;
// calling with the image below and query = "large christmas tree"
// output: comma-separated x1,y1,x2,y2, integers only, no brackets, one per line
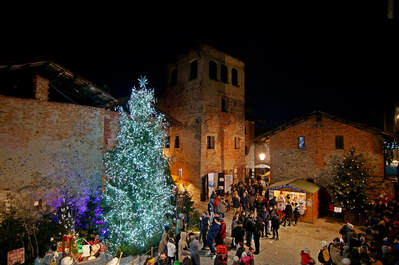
103,77,174,253
329,148,370,215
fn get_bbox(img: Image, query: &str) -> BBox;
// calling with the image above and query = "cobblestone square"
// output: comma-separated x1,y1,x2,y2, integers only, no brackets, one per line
199,210,343,265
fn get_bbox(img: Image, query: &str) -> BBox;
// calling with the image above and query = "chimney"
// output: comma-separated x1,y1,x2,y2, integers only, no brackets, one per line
33,74,49,101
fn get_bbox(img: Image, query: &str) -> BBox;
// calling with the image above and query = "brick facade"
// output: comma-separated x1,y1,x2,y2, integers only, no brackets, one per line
267,112,395,198
33,74,49,101
0,93,119,204
158,45,247,188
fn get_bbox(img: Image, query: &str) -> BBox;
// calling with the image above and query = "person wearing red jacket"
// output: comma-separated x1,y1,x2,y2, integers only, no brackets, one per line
214,195,221,209
300,248,315,265
215,217,226,245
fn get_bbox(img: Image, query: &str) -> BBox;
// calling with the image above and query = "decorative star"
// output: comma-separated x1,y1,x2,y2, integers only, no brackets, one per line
138,76,148,88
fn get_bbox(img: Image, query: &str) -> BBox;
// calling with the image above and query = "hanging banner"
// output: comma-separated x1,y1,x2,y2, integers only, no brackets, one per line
225,175,233,194
208,173,217,196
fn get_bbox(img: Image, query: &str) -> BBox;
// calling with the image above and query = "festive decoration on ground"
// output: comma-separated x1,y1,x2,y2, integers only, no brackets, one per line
329,148,371,215
50,186,105,240
103,77,174,254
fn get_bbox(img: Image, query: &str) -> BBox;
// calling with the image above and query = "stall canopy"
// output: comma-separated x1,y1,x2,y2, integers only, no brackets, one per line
268,178,321,223
269,179,320,194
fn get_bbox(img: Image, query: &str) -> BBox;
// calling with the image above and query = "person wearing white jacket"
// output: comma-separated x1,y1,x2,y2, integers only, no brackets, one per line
167,238,177,265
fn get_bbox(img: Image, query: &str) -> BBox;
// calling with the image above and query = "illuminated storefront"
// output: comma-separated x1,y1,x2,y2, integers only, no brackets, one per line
268,179,320,223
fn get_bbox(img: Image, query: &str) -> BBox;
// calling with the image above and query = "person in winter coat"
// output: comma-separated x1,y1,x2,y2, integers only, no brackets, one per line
232,191,241,215
268,196,277,208
213,195,221,209
232,221,245,247
158,226,170,255
259,207,270,237
244,213,255,247
167,238,176,265
282,201,293,226
293,202,300,225
208,199,215,214
255,194,265,215
235,241,245,260
206,218,221,256
231,214,239,248
178,231,190,263
232,256,240,265
339,223,354,248
239,246,254,265
271,214,280,240
241,192,250,211
216,199,227,218
300,248,315,265
199,211,209,248
249,194,256,212
155,253,169,265
177,214,188,235
215,217,226,245
253,217,263,254
329,240,343,265
188,232,200,265
318,241,331,265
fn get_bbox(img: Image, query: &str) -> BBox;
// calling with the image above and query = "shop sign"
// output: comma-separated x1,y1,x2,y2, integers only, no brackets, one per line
334,207,342,213
7,248,24,265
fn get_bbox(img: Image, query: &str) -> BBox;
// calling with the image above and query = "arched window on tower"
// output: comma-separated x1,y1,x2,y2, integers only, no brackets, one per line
209,61,217,80
190,60,198,80
221,64,228,83
232,68,238,86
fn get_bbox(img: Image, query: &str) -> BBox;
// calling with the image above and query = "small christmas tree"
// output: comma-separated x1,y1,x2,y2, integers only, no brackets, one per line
103,77,174,254
329,148,370,216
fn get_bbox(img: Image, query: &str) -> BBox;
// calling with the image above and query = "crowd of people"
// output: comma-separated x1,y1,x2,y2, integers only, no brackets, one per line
156,179,399,265
155,178,282,265
309,194,399,265
199,178,302,265
155,226,201,265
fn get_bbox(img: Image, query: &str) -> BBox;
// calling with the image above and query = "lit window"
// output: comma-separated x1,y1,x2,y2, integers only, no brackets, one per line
298,136,305,149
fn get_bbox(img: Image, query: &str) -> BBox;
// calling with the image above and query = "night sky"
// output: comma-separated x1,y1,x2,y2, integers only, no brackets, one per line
3,2,398,133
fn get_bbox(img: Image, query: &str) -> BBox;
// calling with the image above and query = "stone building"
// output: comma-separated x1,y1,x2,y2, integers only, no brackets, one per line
0,61,119,207
257,111,396,200
158,45,248,190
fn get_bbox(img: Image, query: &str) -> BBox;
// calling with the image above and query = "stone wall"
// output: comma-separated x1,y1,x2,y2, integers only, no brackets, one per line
0,94,119,206
269,115,385,185
158,45,247,188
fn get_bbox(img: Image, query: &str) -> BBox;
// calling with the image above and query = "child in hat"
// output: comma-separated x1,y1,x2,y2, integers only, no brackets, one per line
300,248,315,265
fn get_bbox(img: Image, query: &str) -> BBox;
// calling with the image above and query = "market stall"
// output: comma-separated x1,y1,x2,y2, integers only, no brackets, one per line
268,178,320,223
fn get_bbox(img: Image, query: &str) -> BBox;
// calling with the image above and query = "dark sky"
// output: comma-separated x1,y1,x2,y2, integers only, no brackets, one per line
3,2,398,132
